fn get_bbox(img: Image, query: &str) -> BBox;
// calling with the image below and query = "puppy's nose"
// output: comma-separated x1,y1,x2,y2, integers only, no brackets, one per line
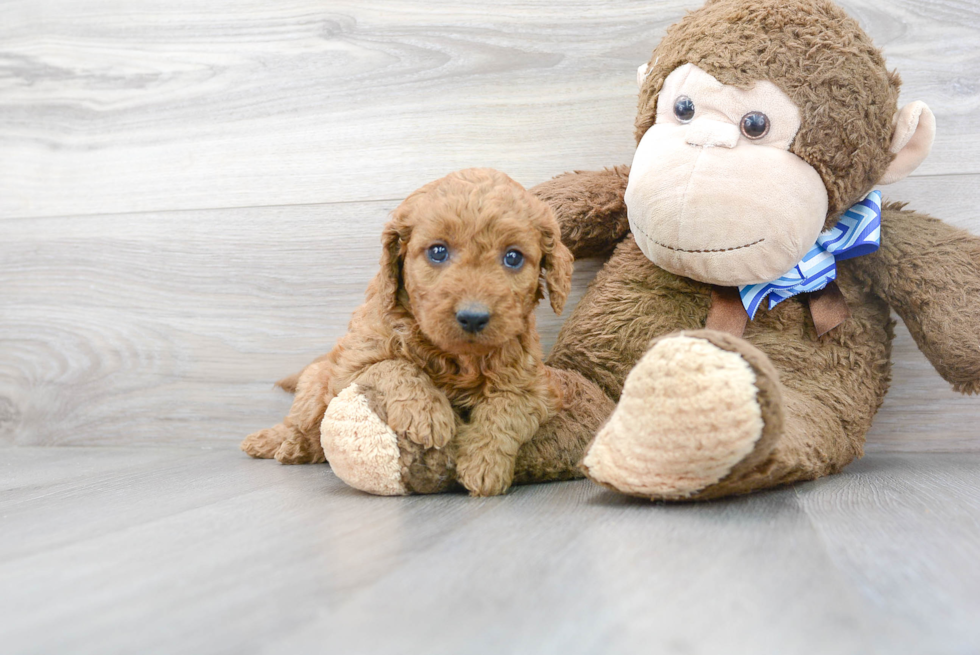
456,306,491,333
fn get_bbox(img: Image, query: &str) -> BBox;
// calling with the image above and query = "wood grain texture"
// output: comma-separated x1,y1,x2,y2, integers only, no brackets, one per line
0,0,978,218
1,193,977,450
0,199,603,447
0,0,978,451
796,454,980,654
0,447,977,654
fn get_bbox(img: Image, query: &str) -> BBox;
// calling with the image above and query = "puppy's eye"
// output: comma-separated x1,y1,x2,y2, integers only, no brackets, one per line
427,244,449,264
674,96,695,123
741,111,770,139
503,249,524,270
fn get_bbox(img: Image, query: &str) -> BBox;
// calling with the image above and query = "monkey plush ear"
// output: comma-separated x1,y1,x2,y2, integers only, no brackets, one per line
879,101,936,185
636,62,650,88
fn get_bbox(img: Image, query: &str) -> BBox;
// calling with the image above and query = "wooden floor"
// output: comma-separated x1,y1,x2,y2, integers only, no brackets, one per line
1,448,978,654
2,1,979,653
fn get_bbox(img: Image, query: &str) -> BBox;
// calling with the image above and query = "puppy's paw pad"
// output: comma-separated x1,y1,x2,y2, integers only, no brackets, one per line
583,335,764,498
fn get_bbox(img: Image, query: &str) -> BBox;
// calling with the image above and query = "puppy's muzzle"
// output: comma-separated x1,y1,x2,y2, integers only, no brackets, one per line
456,305,491,333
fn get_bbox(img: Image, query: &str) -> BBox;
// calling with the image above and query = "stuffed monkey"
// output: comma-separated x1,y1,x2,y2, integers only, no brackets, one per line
532,0,980,499
303,0,980,500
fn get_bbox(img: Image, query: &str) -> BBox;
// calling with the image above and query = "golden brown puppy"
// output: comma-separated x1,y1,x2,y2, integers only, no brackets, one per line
241,168,573,496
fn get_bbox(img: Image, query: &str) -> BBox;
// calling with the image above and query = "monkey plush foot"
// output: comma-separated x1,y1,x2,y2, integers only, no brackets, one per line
320,384,411,496
581,330,783,500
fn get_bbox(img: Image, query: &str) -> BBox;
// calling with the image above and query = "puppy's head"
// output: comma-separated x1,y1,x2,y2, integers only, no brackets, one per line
377,168,572,355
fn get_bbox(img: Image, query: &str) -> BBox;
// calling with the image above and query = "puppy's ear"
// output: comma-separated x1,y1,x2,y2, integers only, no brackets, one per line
539,209,573,315
377,210,411,318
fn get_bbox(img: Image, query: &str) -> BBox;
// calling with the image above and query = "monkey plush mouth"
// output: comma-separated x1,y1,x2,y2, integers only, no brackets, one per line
651,237,766,254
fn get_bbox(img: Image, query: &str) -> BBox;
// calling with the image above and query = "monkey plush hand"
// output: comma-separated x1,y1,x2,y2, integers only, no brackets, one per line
529,0,980,499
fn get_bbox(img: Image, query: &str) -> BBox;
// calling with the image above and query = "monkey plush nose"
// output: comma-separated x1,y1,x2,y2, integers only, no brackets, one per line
685,118,740,149
456,306,491,333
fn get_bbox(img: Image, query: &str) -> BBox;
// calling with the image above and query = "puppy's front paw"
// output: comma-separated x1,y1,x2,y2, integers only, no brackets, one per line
241,424,290,459
456,451,515,497
386,389,455,450
274,436,326,465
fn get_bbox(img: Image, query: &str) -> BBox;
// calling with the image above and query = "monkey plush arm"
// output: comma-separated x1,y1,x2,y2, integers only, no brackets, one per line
530,165,632,259
852,204,980,394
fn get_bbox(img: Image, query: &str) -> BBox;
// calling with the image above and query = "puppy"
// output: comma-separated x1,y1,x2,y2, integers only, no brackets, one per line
241,168,574,496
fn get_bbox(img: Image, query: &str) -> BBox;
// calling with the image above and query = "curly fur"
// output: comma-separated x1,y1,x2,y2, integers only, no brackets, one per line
241,168,575,496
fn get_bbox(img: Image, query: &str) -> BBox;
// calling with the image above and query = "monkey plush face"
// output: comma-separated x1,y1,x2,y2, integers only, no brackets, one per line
626,64,828,286
625,0,935,288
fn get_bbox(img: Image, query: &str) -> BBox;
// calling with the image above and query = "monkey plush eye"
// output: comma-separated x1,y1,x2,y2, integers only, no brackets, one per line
673,96,696,123
741,111,770,139
503,249,525,270
427,243,449,264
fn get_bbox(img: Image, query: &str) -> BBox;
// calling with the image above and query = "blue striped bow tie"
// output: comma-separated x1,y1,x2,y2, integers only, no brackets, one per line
739,190,882,319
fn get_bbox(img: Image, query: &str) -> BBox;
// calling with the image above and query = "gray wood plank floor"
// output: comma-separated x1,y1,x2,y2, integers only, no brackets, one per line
1,448,978,655
1,3,979,653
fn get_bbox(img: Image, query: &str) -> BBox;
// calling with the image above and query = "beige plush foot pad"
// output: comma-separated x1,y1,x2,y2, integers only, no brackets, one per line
582,335,765,499
320,384,409,496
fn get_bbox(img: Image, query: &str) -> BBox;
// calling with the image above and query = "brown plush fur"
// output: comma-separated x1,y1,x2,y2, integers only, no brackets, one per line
241,168,577,496
636,0,900,227
525,0,980,499
548,234,896,498
532,165,632,259
536,189,980,501
853,204,980,395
